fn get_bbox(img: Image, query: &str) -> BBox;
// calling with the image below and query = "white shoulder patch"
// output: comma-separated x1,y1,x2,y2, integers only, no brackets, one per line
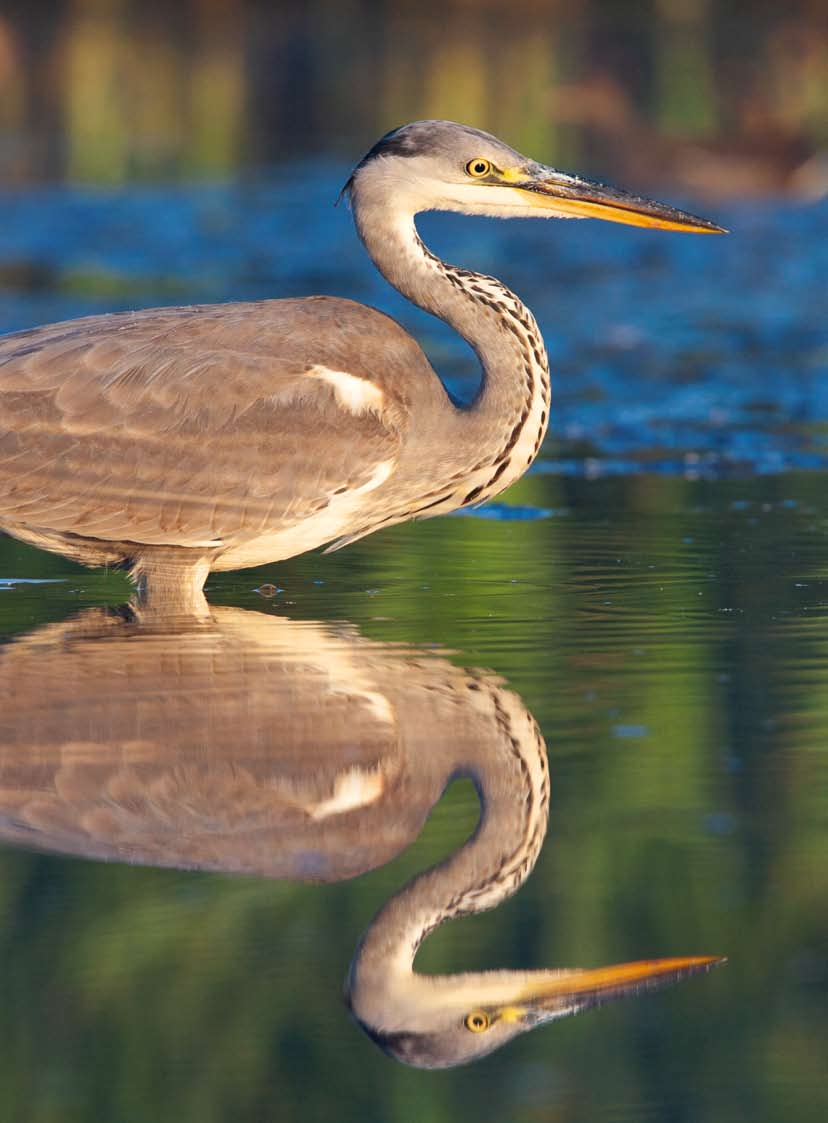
308,765,385,820
307,364,386,415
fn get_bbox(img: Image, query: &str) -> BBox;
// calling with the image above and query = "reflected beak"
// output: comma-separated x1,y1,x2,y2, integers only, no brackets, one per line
514,166,727,233
506,955,725,1025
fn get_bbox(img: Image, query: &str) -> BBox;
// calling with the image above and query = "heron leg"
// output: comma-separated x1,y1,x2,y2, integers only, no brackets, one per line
129,551,212,621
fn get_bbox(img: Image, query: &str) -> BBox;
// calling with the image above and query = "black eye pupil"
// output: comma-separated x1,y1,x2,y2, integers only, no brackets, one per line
475,163,485,173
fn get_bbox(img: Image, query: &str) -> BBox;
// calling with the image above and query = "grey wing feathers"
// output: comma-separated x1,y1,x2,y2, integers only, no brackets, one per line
0,299,412,550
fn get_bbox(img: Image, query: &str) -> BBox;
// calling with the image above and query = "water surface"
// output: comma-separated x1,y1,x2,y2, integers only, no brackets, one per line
2,468,827,1120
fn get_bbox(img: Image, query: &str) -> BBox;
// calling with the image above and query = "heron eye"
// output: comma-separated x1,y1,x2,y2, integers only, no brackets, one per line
464,1010,491,1032
465,158,492,178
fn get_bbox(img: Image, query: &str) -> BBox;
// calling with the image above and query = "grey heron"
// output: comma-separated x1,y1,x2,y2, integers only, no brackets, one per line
0,121,724,614
0,606,723,1067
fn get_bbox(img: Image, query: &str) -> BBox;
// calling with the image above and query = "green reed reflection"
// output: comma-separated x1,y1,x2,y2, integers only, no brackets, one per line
0,0,826,194
0,471,826,1120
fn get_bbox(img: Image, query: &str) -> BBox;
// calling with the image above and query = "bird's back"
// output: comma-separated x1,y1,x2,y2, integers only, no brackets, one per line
0,297,441,566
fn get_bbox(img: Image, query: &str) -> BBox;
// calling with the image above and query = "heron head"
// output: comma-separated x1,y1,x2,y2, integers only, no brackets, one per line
345,119,726,233
347,955,724,1069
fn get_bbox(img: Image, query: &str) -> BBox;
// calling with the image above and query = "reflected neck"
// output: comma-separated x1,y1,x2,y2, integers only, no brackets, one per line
347,677,549,1025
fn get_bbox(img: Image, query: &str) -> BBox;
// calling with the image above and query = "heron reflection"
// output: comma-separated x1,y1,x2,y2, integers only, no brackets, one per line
0,606,721,1067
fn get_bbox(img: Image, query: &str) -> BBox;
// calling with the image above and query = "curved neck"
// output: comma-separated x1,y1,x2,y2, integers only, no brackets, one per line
347,679,549,1024
351,195,551,504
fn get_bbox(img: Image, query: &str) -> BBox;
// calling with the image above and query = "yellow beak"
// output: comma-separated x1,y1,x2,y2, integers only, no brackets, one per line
504,955,725,1024
514,167,727,233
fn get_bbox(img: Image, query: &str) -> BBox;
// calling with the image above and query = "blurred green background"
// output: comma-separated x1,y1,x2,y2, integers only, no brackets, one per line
1,0,826,195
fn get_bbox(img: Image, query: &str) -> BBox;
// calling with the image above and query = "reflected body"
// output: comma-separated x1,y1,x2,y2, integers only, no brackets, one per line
0,122,723,615
0,606,722,1067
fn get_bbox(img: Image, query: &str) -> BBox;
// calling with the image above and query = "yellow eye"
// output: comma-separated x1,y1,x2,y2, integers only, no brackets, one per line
465,158,492,178
464,1010,490,1033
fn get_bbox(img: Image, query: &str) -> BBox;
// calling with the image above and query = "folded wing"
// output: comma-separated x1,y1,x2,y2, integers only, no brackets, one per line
0,298,415,554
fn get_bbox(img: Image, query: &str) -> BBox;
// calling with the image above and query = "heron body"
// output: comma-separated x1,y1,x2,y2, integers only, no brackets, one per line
0,121,723,613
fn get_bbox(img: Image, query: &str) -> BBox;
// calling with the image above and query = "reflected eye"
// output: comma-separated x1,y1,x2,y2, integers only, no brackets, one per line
464,1010,491,1032
465,158,492,178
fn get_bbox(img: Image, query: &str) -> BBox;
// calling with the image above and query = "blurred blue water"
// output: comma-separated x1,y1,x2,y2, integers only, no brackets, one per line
1,168,826,477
